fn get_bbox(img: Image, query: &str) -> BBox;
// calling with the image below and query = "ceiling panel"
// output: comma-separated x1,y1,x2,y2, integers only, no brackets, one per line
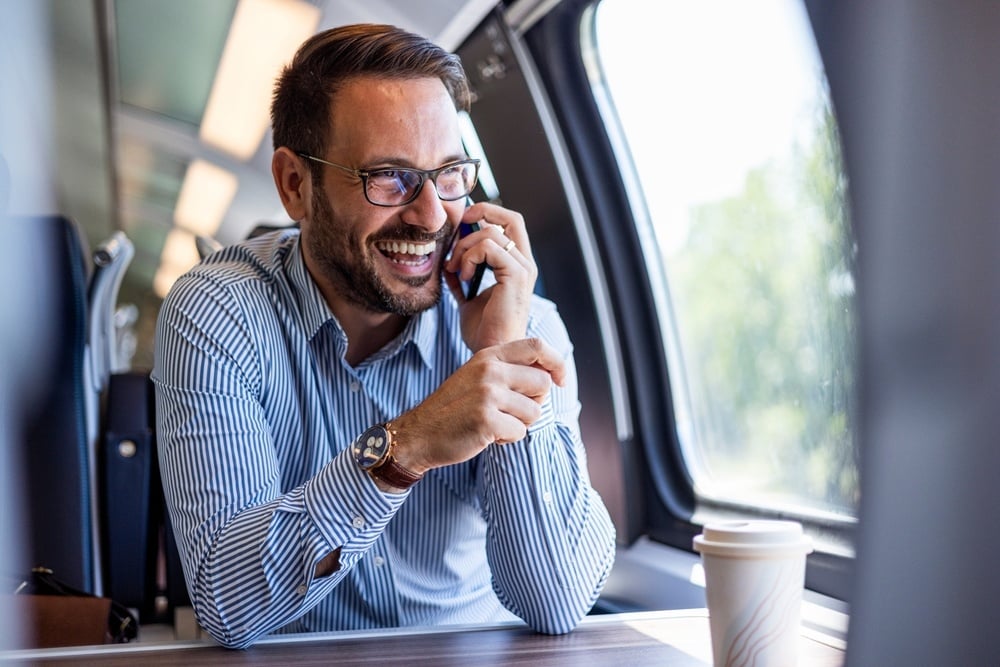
115,0,237,126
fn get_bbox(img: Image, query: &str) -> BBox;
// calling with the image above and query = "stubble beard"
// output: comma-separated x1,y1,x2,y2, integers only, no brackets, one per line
307,184,449,317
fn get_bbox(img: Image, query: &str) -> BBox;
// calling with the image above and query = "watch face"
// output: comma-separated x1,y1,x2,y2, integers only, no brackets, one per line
353,424,391,470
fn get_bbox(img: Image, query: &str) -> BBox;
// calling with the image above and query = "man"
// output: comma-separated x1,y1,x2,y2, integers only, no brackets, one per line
154,23,615,650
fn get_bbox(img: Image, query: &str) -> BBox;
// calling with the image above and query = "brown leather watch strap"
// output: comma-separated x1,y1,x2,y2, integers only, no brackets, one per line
370,457,423,490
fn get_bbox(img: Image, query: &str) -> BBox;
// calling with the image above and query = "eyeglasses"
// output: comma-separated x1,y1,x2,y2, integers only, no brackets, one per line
297,153,480,207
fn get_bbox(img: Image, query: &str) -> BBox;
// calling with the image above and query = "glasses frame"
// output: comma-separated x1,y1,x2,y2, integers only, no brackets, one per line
296,152,481,207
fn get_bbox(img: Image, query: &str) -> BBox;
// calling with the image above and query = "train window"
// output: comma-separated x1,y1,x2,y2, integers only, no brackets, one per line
590,1,859,521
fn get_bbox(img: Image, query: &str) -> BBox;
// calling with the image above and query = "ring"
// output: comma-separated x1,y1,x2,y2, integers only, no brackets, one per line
503,238,516,253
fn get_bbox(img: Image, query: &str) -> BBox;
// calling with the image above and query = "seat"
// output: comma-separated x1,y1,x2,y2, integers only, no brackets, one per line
89,234,191,624
15,218,140,595
194,235,223,259
247,221,299,239
86,231,135,393
84,231,135,596
12,217,183,620
100,371,166,622
18,215,95,593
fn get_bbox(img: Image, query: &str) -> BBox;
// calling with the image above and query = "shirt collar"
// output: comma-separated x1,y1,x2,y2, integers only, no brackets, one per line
362,300,438,370
409,306,439,369
286,234,335,342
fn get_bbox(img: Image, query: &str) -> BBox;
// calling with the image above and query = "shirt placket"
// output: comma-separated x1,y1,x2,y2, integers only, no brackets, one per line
347,363,401,626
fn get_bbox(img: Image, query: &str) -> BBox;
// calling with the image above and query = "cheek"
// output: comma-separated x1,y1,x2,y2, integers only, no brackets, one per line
444,199,467,225
358,213,403,247
313,191,382,245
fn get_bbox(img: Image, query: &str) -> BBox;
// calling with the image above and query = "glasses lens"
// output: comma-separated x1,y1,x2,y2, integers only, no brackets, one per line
366,169,423,206
434,161,478,201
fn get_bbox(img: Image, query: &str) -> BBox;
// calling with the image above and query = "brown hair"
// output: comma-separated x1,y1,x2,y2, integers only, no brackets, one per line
271,23,471,159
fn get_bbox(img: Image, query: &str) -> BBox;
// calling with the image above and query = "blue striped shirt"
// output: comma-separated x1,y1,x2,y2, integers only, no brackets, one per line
153,230,616,649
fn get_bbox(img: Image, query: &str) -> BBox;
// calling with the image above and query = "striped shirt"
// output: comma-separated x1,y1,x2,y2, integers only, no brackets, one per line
153,230,616,649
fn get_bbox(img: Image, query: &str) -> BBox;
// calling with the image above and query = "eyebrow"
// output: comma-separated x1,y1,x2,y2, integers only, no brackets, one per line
362,154,469,170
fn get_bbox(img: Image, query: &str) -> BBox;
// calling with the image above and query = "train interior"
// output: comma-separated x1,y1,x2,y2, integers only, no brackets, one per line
1,1,999,663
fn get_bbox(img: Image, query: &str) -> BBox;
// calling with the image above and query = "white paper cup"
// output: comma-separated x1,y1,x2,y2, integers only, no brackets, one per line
693,520,814,667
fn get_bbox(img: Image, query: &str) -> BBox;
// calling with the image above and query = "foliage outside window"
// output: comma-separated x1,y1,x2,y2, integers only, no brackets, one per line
591,0,859,519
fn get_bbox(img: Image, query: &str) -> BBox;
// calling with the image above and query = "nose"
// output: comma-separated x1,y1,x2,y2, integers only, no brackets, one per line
399,177,449,232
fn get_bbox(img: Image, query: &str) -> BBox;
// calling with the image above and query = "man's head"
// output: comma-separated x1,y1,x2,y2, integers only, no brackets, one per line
271,23,471,164
270,24,474,320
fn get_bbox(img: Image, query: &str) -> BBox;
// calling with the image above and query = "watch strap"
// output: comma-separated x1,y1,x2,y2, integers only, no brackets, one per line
368,422,423,491
370,457,423,490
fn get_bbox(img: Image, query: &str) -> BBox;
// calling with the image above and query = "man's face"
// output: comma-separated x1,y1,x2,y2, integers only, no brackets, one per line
302,76,468,317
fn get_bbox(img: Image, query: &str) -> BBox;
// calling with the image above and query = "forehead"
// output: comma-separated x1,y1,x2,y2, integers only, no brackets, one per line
327,76,463,163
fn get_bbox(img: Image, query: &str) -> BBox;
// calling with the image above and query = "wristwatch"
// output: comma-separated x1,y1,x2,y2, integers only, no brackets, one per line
351,422,423,490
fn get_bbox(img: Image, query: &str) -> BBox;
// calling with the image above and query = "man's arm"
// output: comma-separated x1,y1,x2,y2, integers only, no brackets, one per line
153,274,405,648
478,301,617,634
439,202,616,629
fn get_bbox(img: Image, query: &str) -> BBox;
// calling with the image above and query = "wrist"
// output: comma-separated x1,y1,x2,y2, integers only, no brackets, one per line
351,423,424,491
385,414,432,476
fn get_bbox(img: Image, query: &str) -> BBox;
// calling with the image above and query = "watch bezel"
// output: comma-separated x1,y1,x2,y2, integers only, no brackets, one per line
352,424,392,471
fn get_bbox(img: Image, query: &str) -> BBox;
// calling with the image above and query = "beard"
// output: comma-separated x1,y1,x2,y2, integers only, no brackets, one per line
305,182,451,317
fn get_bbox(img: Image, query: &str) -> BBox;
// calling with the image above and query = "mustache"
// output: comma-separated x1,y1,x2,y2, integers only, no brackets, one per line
368,223,454,246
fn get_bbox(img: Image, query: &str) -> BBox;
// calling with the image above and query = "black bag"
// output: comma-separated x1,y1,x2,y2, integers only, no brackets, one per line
15,567,138,644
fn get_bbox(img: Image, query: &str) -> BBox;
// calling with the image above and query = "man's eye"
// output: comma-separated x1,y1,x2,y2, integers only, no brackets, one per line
369,169,401,182
369,169,421,188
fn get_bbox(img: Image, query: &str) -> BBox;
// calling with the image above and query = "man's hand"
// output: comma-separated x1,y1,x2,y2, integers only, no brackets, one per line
444,202,537,351
389,338,566,475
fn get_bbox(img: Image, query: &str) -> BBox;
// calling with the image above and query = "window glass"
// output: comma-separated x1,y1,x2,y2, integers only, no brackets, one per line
590,0,858,518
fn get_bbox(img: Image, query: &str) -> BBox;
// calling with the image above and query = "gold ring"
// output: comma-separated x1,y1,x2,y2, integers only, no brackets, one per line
503,238,516,253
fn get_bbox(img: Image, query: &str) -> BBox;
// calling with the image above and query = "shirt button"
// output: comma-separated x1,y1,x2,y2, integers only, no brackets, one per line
349,380,361,392
373,556,385,567
352,516,365,529
542,491,553,503
296,585,307,595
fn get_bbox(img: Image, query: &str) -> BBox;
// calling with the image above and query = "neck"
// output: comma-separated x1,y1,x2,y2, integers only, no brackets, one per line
338,305,408,366
301,242,409,365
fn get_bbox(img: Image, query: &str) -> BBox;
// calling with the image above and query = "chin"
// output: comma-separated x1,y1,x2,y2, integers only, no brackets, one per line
379,279,442,317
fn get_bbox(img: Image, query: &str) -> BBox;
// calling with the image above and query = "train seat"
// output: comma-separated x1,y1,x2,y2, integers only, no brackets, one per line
13,216,187,628
18,215,95,593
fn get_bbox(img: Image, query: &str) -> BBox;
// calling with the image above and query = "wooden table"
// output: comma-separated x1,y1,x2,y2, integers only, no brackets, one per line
1,609,845,666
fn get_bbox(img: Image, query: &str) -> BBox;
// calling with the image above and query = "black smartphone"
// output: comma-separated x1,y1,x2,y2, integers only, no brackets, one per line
457,221,487,299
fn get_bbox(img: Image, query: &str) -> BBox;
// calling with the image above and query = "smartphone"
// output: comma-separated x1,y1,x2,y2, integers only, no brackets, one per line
457,221,487,299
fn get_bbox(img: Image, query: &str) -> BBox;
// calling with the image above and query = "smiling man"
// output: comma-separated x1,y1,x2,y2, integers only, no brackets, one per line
153,24,615,649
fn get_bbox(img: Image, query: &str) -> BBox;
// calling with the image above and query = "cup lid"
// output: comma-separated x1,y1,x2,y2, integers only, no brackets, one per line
693,520,813,557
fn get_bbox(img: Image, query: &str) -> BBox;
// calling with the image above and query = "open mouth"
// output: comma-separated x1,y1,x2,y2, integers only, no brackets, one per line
374,239,437,270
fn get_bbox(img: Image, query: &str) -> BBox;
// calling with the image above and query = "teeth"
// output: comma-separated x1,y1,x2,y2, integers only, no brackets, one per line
377,240,435,256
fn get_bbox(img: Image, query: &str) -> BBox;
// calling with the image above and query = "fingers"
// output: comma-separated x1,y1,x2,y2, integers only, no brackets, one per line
448,202,533,279
478,339,567,443
471,354,548,445
448,203,540,351
464,339,565,427
446,225,522,281
397,338,566,469
493,337,567,387
482,380,543,439
463,201,530,251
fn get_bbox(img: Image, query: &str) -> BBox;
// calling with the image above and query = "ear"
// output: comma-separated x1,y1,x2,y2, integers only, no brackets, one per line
272,147,311,220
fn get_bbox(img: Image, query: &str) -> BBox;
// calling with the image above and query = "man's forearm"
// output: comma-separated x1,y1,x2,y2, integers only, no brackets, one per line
170,450,406,648
480,424,617,634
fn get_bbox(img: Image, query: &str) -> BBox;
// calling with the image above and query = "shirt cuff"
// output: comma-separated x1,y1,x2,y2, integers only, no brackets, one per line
303,448,407,554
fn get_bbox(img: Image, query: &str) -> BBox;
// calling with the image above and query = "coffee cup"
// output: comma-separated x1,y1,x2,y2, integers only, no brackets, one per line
693,520,813,667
